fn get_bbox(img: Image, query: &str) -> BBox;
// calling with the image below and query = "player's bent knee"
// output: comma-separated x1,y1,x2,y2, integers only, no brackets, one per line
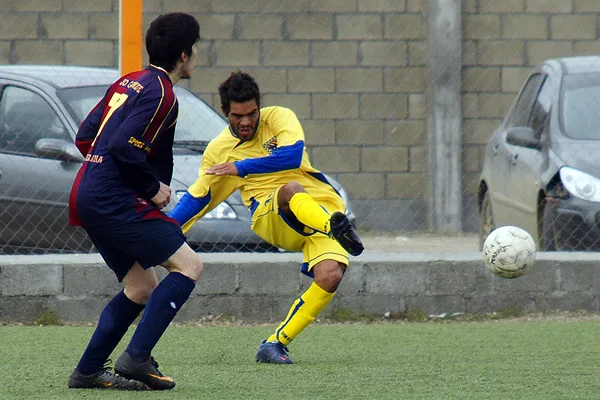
164,244,204,281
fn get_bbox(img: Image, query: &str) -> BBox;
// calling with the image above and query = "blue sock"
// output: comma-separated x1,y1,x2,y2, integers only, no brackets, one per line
77,290,145,375
125,272,195,362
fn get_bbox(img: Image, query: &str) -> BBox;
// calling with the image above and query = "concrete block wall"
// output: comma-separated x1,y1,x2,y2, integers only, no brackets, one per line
0,0,598,231
2,252,600,323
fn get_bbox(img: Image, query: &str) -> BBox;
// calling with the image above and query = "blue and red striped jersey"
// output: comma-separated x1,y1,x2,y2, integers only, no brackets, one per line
69,65,178,227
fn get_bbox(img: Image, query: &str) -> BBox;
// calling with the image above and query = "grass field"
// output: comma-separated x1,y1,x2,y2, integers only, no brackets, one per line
1,318,600,399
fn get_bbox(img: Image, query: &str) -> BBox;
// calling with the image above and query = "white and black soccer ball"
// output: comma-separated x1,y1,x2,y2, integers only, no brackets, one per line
483,226,536,279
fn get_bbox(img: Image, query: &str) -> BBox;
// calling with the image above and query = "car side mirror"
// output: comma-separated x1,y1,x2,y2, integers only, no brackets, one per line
34,138,84,162
505,127,541,150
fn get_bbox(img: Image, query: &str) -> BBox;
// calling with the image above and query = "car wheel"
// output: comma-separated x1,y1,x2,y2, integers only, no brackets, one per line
479,190,495,250
541,202,557,251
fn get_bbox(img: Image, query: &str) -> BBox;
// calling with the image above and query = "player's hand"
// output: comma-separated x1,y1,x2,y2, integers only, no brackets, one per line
151,182,171,209
206,162,239,176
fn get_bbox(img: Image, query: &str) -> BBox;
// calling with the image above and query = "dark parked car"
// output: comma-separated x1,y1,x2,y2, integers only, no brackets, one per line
478,56,600,251
0,65,355,254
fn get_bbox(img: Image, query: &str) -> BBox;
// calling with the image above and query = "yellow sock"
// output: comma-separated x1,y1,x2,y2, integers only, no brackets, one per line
267,282,335,345
289,192,331,234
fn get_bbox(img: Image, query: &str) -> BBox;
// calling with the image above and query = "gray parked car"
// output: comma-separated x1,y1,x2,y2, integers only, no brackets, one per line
478,56,600,251
0,65,356,254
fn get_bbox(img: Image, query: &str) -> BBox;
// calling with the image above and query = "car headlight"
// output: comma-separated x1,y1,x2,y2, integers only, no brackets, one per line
559,167,600,202
175,190,238,219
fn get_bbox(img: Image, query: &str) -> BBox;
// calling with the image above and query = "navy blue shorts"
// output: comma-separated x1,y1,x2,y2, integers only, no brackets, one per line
86,218,187,282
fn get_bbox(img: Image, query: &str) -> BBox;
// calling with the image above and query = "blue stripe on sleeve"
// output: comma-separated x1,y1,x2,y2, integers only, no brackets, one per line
234,140,304,178
168,191,211,226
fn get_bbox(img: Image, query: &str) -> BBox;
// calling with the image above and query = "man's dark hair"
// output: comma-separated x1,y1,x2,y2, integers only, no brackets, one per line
145,12,200,72
218,71,261,116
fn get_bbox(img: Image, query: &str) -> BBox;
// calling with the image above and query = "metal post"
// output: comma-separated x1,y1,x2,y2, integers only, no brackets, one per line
427,0,463,233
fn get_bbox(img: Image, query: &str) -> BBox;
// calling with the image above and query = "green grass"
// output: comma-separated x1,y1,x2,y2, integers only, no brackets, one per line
1,320,600,399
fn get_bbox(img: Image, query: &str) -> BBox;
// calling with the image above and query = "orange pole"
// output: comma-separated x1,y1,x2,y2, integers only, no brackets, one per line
119,0,143,76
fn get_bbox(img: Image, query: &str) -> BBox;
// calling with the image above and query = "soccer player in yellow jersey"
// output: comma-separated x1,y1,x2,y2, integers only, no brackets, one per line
169,71,364,364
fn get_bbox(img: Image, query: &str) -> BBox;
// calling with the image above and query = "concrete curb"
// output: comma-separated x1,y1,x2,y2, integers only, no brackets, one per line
1,252,599,322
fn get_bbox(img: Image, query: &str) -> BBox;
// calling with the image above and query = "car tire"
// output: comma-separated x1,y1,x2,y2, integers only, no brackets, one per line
479,190,495,250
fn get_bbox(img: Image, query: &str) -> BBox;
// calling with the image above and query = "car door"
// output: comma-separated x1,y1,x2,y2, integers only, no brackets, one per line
490,73,544,226
503,75,551,238
0,84,92,253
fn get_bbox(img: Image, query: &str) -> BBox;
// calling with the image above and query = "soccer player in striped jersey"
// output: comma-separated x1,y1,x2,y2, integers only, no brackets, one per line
67,13,202,390
170,71,364,364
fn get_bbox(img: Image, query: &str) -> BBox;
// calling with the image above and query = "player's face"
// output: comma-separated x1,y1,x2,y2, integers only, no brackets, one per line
180,43,198,80
228,100,260,141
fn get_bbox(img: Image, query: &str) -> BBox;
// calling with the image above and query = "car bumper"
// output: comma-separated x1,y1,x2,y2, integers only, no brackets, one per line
548,197,600,250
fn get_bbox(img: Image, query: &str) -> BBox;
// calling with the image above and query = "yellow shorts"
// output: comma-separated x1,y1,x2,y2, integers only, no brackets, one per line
250,187,349,276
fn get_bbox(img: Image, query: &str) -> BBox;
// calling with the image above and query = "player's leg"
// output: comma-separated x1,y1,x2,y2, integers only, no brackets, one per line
257,259,345,364
115,241,202,390
254,203,348,364
69,237,153,390
280,181,364,256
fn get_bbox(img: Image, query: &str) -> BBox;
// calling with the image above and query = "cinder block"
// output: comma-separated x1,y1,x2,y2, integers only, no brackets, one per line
527,41,574,65
238,14,283,40
337,68,383,93
463,15,501,40
361,94,408,119
14,41,64,64
384,68,427,93
387,173,426,198
90,14,119,40
335,173,385,199
63,0,112,12
1,265,62,296
214,41,260,67
462,67,501,93
194,263,238,295
63,264,121,297
263,41,309,66
238,262,300,295
337,15,382,40
384,15,426,40
502,15,548,39
362,147,409,172
364,262,429,295
428,261,493,295
0,14,37,39
65,40,114,66
42,14,90,39
312,146,360,172
288,68,334,92
360,41,407,67
288,14,333,40
313,42,358,67
14,0,60,11
162,0,210,12
195,14,235,40
526,0,572,13
479,0,524,13
478,40,525,66
312,94,359,119
384,120,426,146
358,0,405,12
336,120,384,145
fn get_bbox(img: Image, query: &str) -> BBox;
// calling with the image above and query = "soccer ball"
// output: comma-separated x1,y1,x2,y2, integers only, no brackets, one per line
482,226,536,279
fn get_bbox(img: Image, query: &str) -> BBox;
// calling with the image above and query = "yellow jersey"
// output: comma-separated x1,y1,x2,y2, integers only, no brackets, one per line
170,106,345,234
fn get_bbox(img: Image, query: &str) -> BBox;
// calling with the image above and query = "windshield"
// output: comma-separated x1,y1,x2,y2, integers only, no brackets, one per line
561,73,600,140
57,85,227,143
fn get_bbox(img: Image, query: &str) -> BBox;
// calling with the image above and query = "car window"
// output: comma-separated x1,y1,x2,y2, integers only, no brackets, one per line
529,76,551,139
58,85,227,143
0,86,68,155
507,73,543,128
561,73,600,140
